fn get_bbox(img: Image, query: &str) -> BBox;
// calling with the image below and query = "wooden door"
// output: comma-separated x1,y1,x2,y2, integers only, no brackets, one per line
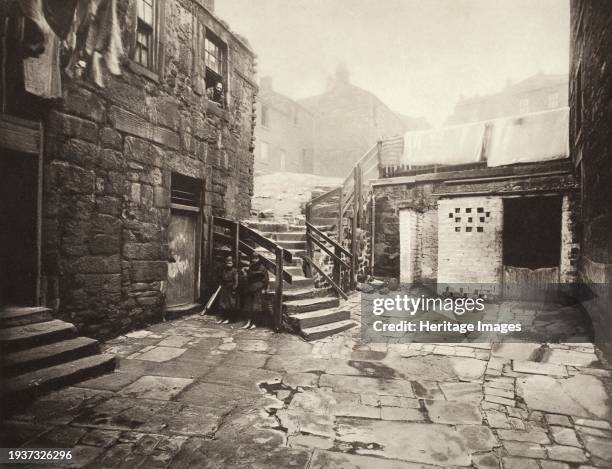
167,211,198,307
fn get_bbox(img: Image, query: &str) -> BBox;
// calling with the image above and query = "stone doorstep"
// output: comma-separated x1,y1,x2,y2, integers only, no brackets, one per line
0,307,54,329
3,336,100,376
164,303,203,320
0,320,78,354
2,354,116,403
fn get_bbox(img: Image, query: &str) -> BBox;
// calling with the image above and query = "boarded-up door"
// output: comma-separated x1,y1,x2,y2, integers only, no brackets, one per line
167,211,198,307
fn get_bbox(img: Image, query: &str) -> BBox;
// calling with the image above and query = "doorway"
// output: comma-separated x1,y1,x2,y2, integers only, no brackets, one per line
166,174,202,307
0,149,39,306
502,195,562,300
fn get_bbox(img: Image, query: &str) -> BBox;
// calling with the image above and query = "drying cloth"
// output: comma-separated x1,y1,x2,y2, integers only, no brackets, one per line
20,0,62,98
18,0,51,56
401,121,486,166
486,107,569,167
65,0,123,87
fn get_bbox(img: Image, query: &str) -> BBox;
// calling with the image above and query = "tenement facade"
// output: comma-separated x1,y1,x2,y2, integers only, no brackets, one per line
570,0,612,358
0,0,257,338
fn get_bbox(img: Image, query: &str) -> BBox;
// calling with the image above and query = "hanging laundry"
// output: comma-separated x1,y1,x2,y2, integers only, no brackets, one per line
20,0,62,98
18,0,51,57
65,0,123,87
43,0,79,40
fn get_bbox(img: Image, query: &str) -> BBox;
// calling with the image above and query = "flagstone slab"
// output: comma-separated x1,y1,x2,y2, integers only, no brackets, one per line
517,374,609,419
319,374,415,397
543,349,598,367
309,450,436,469
439,382,483,402
425,400,483,425
136,346,187,362
118,375,193,400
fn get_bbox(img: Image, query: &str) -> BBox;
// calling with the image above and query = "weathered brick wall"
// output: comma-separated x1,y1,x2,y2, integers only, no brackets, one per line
436,197,503,296
373,183,436,278
570,1,612,357
39,0,256,338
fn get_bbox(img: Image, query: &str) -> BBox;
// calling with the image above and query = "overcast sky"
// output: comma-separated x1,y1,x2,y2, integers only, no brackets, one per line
217,0,569,126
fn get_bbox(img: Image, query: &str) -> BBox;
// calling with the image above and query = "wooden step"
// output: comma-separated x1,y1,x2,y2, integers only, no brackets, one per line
270,275,314,290
261,232,306,241
282,287,334,301
0,320,77,354
0,307,53,329
2,337,100,376
301,320,357,341
284,296,340,314
285,266,305,277
291,308,350,329
1,354,116,405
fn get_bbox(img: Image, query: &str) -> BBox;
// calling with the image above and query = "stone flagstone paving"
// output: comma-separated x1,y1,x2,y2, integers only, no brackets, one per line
1,296,612,468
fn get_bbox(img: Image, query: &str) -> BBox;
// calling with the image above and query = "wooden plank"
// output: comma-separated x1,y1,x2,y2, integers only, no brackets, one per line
171,203,200,213
308,233,351,270
306,222,352,258
302,255,348,301
239,224,293,264
238,241,292,284
213,231,233,244
0,116,40,154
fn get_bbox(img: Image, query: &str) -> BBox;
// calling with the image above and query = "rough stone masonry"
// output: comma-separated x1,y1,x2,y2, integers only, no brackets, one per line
31,0,258,339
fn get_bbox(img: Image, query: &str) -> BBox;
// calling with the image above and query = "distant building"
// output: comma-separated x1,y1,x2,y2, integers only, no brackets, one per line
447,73,569,125
254,77,315,174
299,66,424,177
570,1,612,359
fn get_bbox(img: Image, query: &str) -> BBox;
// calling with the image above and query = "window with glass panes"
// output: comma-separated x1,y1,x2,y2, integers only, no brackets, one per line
135,0,155,69
204,33,225,91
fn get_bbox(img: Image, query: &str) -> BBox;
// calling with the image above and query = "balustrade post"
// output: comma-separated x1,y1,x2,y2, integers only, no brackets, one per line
274,248,284,332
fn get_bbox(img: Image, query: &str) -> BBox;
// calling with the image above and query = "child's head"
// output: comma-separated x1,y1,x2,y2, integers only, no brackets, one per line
225,256,233,268
251,253,261,266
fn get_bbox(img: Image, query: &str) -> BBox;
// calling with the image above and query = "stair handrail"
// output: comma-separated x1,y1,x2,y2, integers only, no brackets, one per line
210,216,293,332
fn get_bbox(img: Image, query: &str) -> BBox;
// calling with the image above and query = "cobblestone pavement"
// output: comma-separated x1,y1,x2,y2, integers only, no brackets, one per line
2,295,612,468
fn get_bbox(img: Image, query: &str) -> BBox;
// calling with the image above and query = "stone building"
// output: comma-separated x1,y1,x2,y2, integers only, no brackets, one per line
298,66,421,177
372,108,579,300
254,76,315,174
447,73,568,125
0,0,257,338
569,1,612,357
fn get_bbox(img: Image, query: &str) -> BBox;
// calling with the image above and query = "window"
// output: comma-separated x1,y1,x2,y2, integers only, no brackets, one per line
261,105,270,127
260,142,269,162
134,0,156,70
548,92,560,109
519,98,529,115
204,32,227,104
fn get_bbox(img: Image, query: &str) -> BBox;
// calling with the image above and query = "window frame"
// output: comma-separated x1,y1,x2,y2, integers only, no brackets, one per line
204,30,228,106
130,0,162,79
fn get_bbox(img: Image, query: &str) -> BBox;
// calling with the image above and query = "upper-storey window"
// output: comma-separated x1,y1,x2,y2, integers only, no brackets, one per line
205,32,227,107
134,0,157,71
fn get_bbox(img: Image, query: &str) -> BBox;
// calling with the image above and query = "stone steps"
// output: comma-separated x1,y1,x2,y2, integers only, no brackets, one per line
0,306,54,329
270,275,314,290
1,354,116,405
289,308,351,330
2,336,100,377
276,240,307,250
284,296,340,314
301,320,357,341
0,319,77,353
261,232,306,241
0,306,115,410
282,287,335,302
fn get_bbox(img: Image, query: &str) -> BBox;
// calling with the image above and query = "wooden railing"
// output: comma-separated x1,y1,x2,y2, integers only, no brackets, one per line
304,222,353,300
305,139,386,285
208,216,293,331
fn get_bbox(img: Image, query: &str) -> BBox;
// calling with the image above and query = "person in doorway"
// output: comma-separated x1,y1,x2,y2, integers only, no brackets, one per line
240,252,269,329
216,255,239,324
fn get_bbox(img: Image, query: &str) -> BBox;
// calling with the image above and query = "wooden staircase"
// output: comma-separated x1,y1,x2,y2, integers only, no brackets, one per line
0,306,115,409
245,220,357,341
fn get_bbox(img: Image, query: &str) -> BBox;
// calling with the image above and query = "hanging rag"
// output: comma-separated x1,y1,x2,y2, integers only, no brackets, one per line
65,0,123,87
20,0,62,98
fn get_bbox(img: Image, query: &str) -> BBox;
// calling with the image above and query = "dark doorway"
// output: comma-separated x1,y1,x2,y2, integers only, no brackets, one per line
503,195,562,269
0,149,38,306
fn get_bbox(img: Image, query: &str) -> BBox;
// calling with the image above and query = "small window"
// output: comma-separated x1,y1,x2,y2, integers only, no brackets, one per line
477,227,484,233
466,227,473,232
205,32,227,107
519,98,530,114
134,0,157,70
466,208,472,213
455,217,461,223
261,105,270,127
468,217,473,223
477,207,484,213
479,217,485,223
455,208,460,213
455,227,461,232
448,213,453,218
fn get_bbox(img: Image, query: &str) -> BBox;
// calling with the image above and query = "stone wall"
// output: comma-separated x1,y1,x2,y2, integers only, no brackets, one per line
38,0,257,338
570,1,612,357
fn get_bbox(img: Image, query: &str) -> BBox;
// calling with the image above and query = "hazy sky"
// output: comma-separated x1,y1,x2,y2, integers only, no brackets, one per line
216,0,569,126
